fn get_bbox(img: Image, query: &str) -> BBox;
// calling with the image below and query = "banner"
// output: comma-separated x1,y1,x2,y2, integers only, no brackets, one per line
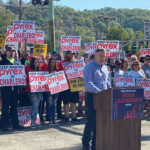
13,20,35,40
0,65,26,87
33,44,47,57
62,59,86,80
18,106,40,127
85,42,97,56
7,26,44,44
114,75,135,87
61,35,81,52
136,79,150,100
140,49,150,57
97,40,120,58
46,71,69,94
112,88,144,120
29,72,49,92
69,78,85,92
0,34,6,47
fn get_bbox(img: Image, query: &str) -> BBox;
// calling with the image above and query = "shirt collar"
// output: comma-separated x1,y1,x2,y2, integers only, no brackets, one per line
93,60,103,68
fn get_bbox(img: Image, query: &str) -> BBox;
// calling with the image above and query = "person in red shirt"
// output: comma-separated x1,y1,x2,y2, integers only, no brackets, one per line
57,50,79,122
25,57,43,128
41,57,59,125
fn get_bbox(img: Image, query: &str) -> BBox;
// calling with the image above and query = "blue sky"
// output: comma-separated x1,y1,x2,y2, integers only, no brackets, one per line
55,0,150,11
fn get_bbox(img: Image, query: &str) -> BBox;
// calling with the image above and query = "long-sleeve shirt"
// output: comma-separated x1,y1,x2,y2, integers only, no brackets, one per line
83,60,111,93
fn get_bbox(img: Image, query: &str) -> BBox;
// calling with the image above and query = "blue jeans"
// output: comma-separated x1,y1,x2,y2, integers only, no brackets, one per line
45,92,58,121
82,93,96,150
27,92,42,123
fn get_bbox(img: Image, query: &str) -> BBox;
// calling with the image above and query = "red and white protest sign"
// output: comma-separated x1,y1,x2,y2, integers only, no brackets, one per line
46,71,69,94
7,25,44,44
140,49,150,57
97,40,120,58
114,75,136,87
34,30,45,44
29,72,49,92
61,35,81,52
13,20,35,40
18,106,40,127
0,65,26,87
62,59,86,80
85,42,97,56
136,79,150,100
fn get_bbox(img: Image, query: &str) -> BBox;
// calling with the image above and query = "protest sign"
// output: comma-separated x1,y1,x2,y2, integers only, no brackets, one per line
46,71,69,94
136,79,150,100
114,75,135,87
97,40,120,58
34,30,45,44
13,20,35,39
61,35,81,52
69,78,85,92
85,42,97,56
0,65,26,87
33,44,47,57
79,91,85,102
18,106,40,127
62,59,86,80
112,88,144,120
0,34,6,47
140,49,150,57
7,26,45,44
29,72,49,92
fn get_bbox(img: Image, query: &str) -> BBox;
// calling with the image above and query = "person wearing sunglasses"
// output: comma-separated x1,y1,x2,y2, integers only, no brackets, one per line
129,60,146,79
142,55,150,79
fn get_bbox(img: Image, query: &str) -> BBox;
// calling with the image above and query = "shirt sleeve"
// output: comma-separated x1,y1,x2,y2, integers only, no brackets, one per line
83,65,101,93
107,73,111,89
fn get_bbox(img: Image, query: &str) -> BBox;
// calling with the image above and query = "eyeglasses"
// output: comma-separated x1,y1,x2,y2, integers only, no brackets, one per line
133,64,139,66
145,59,150,61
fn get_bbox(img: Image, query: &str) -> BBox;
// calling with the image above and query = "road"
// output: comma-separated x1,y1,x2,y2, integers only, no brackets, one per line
0,118,150,150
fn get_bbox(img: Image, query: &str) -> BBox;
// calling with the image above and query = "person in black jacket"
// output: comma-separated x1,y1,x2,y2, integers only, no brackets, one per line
0,46,24,131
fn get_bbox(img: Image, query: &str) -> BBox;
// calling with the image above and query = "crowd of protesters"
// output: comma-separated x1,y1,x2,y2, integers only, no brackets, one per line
0,39,150,134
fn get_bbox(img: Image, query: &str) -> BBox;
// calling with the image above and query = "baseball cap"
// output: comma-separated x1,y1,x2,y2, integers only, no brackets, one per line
5,45,15,52
126,53,132,57
83,52,89,57
66,50,76,55
115,59,122,66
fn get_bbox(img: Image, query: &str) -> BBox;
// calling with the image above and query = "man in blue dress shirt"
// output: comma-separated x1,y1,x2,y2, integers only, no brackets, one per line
82,48,111,150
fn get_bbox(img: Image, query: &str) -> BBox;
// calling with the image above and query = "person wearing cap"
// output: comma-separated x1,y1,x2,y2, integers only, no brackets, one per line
142,55,150,115
83,52,89,62
0,45,24,131
82,48,111,150
57,50,79,122
113,59,124,76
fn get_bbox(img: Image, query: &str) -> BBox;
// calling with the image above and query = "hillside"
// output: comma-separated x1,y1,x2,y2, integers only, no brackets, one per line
0,3,150,52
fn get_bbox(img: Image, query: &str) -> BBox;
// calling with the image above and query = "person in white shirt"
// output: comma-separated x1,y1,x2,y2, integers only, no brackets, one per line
129,60,146,79
113,59,124,76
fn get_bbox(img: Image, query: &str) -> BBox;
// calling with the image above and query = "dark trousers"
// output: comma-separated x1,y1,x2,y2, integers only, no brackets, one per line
1,87,19,128
82,93,96,150
57,92,63,117
39,92,49,121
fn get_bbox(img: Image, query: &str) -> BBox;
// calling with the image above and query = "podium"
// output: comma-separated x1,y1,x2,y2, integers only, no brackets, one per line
94,88,142,150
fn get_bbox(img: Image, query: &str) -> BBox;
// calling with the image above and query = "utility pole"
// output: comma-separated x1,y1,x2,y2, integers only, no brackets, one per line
18,0,22,49
47,0,55,52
